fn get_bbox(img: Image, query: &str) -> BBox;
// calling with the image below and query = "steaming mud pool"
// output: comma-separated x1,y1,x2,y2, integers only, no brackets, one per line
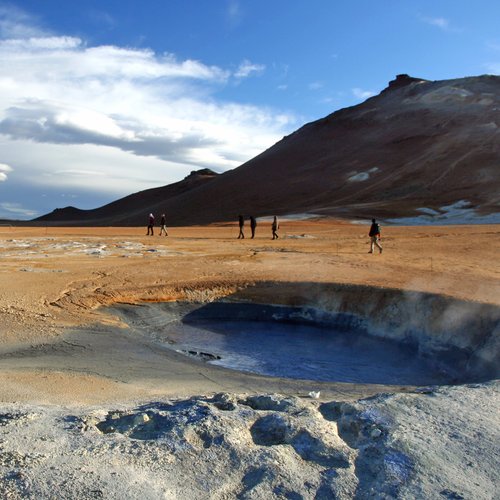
111,302,461,386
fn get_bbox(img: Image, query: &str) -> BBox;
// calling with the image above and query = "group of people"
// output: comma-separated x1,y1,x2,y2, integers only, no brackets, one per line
146,212,383,253
146,213,168,236
238,215,279,240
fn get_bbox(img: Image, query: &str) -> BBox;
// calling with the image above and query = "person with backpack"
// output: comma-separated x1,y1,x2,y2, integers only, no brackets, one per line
159,213,168,236
368,218,383,253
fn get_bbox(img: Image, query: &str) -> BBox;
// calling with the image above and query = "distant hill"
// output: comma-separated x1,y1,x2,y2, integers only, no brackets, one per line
36,74,500,226
36,168,219,226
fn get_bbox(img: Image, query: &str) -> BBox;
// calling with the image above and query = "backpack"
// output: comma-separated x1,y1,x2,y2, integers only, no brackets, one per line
370,223,380,236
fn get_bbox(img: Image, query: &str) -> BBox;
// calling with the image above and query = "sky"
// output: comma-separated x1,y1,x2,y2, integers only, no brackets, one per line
1,1,500,219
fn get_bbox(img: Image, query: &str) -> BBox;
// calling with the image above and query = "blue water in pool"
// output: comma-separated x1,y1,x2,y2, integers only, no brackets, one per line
109,302,455,385
152,315,450,386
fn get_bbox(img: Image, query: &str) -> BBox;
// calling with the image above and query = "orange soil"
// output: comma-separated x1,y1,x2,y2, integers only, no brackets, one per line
0,220,498,404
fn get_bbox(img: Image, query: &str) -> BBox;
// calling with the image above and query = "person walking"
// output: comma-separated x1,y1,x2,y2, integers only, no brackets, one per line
238,215,245,239
368,218,383,254
147,213,155,236
272,216,279,240
159,214,168,236
250,216,257,239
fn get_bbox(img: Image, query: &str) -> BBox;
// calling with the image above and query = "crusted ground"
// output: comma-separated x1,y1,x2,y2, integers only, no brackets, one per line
0,385,498,499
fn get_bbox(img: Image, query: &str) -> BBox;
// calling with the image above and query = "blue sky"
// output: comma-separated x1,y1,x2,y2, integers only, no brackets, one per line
1,1,499,219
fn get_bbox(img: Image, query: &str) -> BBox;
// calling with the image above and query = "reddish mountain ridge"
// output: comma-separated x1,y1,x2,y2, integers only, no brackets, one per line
36,74,500,226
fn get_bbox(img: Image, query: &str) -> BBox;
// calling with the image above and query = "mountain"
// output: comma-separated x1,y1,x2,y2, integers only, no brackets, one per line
36,74,500,226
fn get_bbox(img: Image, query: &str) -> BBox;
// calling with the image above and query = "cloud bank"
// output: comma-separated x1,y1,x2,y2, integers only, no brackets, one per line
0,6,296,218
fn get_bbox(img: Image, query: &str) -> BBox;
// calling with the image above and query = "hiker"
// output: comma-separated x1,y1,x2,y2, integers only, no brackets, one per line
238,215,245,239
159,214,168,236
147,213,155,236
272,216,279,240
250,216,257,239
368,218,383,254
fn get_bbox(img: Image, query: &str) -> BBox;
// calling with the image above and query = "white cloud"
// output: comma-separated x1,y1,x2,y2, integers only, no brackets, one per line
53,169,108,177
0,37,229,81
0,37,286,164
226,0,244,27
234,59,265,78
0,202,37,217
308,82,323,91
0,4,47,38
1,35,81,50
352,88,375,100
1,139,210,195
419,15,463,34
0,6,297,218
0,162,12,181
421,16,449,30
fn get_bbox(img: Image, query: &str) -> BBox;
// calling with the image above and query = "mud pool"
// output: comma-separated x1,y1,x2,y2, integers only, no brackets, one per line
110,302,462,386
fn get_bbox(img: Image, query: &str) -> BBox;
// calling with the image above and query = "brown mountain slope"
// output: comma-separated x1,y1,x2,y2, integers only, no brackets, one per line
37,74,500,225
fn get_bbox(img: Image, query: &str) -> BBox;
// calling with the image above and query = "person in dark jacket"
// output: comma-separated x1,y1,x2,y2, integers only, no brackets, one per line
250,216,257,239
159,214,168,236
147,213,155,236
368,218,383,254
238,215,245,239
272,216,279,240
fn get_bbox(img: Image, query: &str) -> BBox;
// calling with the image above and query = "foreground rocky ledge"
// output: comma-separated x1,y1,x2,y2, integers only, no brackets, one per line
0,382,498,499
